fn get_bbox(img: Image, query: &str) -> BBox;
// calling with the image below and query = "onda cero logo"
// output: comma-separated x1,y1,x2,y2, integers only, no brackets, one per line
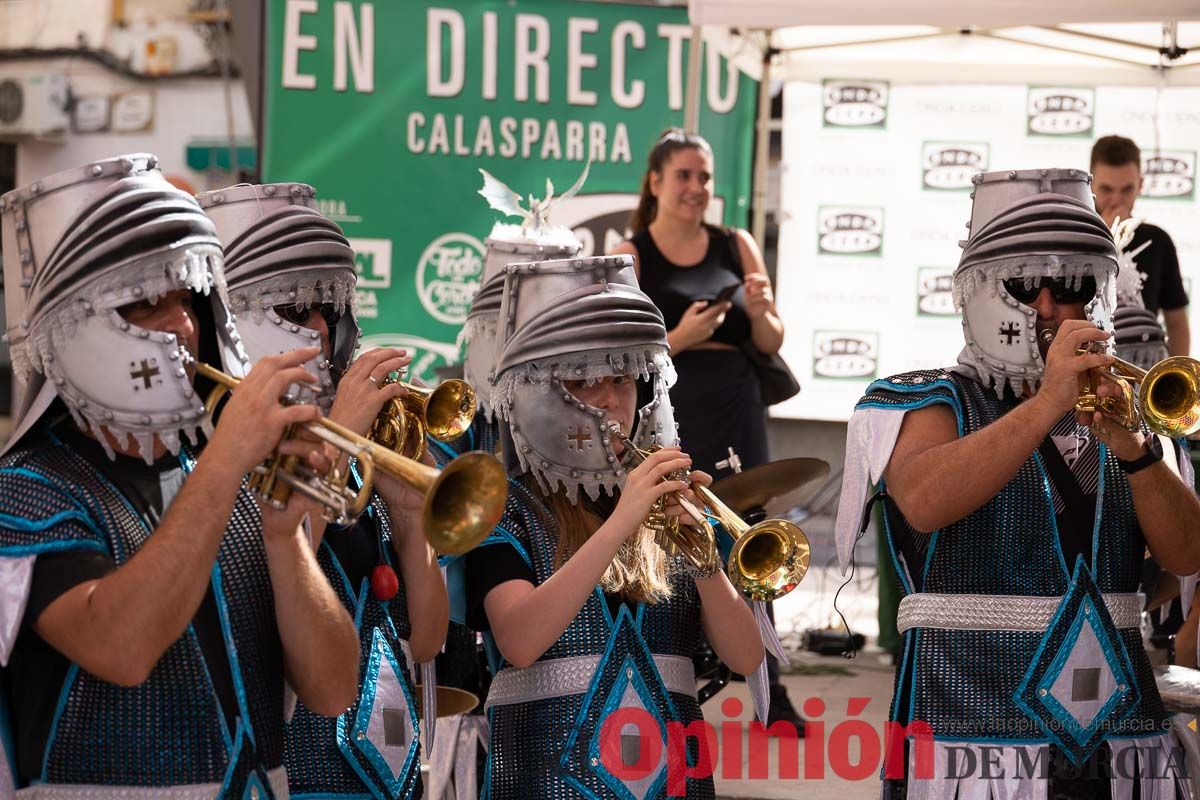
415,232,485,325
916,268,957,316
822,79,888,128
813,331,878,379
817,207,884,256
1141,151,1196,200
922,142,989,191
1026,87,1094,137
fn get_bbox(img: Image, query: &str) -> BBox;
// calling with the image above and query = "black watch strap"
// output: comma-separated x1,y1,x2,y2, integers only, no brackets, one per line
1117,435,1164,474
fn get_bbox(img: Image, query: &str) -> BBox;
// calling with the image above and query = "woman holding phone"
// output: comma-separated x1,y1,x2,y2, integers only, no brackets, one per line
611,128,799,730
611,129,784,491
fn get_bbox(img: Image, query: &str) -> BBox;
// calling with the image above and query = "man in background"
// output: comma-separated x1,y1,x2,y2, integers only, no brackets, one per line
1091,134,1190,357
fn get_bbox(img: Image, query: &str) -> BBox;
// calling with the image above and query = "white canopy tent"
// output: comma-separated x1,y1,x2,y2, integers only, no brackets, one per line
675,1,1200,424
688,1,1200,29
683,4,1200,243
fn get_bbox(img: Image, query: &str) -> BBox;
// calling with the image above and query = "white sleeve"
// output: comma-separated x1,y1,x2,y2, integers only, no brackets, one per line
0,555,36,668
834,407,908,574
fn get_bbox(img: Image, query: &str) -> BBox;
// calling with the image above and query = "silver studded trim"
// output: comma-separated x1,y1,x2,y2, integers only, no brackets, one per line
11,766,288,799
896,592,1143,635
484,654,696,711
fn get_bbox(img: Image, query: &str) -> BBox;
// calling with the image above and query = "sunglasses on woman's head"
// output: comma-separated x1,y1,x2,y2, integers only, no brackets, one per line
1001,276,1097,305
273,303,342,328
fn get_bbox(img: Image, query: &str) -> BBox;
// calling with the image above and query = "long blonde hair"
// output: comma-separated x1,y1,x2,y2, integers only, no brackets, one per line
529,476,673,604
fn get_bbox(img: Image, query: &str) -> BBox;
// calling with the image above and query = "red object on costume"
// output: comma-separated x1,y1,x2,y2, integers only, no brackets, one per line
371,564,399,600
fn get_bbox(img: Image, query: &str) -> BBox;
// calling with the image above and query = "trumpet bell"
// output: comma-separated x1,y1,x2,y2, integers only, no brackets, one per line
727,519,811,603
414,381,477,442
1140,357,1200,437
425,450,509,555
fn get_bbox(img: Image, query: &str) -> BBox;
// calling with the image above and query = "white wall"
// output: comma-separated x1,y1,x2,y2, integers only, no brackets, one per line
0,0,219,73
14,67,254,193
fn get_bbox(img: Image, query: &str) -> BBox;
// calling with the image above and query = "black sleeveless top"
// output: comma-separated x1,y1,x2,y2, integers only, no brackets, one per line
631,226,752,347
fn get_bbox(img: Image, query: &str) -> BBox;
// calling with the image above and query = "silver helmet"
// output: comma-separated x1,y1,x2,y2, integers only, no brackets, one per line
1113,306,1169,371
0,154,249,461
492,254,677,503
197,182,359,411
953,168,1119,397
463,225,580,422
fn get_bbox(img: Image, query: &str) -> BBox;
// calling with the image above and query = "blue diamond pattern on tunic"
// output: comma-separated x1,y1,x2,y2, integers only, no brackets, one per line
1014,557,1139,765
588,655,670,800
240,768,269,800
348,627,419,796
560,604,681,800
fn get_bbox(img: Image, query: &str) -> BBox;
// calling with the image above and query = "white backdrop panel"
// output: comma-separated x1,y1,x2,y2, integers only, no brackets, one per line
775,81,1200,421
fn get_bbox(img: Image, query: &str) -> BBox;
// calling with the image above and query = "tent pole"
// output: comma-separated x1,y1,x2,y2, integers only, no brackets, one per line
1032,24,1182,56
751,39,772,246
976,30,1168,69
685,25,703,132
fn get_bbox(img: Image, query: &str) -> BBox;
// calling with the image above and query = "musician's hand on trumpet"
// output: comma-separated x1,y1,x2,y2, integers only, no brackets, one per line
200,346,333,534
609,445,694,537
1082,366,1151,461
1036,320,1114,417
327,347,412,437
205,347,325,473
661,467,713,528
324,346,430,513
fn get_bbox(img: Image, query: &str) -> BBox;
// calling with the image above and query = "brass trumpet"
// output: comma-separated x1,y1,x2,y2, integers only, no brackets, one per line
369,377,477,461
187,352,507,555
1039,328,1200,438
605,422,810,601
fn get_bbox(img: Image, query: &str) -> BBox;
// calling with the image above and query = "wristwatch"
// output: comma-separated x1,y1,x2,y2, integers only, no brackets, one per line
1116,434,1164,474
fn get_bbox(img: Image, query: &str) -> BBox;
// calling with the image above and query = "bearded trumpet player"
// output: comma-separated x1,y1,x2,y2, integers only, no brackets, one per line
197,181,515,800
836,168,1200,799
0,157,360,798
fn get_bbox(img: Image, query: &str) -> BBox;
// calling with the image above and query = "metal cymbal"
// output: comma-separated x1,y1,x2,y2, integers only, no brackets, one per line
414,684,480,717
710,457,831,517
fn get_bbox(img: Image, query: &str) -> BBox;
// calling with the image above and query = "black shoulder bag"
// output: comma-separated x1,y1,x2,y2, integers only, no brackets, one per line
725,230,800,406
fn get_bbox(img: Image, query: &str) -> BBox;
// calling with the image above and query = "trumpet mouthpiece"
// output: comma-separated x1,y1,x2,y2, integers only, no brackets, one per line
1038,328,1056,346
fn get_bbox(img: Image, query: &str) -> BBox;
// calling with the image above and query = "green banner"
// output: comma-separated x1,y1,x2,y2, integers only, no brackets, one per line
263,0,756,382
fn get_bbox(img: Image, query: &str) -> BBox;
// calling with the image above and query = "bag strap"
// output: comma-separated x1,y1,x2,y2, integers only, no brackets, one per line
723,227,744,277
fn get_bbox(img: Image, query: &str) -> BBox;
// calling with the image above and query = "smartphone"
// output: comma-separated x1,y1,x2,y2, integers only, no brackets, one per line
712,283,738,304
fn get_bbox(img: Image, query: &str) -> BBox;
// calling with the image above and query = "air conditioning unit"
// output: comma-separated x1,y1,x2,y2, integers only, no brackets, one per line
0,73,69,140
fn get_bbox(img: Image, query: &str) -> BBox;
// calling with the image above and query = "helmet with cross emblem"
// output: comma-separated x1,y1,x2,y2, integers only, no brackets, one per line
491,254,679,504
953,168,1119,398
0,154,249,462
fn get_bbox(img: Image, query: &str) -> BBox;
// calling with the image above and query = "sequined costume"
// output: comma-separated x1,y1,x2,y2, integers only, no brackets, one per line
198,182,429,800
478,480,713,800
834,169,1193,798
282,483,423,800
0,440,288,798
861,371,1176,782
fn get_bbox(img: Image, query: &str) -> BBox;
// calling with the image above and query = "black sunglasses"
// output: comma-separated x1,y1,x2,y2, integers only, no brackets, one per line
1002,276,1097,305
273,303,342,328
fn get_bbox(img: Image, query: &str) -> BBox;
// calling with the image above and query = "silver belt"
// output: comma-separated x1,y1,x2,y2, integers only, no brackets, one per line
485,654,695,711
896,591,1143,634
15,766,289,799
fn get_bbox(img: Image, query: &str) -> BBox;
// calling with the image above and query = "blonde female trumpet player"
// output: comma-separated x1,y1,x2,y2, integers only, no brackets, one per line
462,254,763,799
